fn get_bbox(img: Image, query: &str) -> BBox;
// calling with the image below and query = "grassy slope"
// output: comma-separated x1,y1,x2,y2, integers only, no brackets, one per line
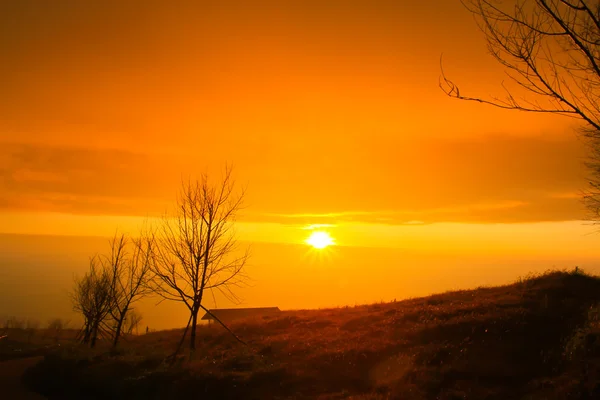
23,270,600,399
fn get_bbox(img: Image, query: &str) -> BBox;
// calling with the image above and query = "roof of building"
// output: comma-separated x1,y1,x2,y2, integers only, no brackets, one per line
200,307,281,321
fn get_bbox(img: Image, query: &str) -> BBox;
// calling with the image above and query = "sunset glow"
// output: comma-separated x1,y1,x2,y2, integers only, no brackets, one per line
5,2,600,397
0,0,598,335
305,231,335,249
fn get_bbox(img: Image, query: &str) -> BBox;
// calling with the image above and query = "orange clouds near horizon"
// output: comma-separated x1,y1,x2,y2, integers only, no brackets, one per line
0,133,588,225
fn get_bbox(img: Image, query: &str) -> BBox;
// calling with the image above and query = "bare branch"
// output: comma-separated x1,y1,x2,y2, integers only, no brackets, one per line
443,0,600,223
150,165,250,351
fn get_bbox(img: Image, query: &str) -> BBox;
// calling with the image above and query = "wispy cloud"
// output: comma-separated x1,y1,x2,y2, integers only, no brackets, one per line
0,142,175,216
244,198,579,225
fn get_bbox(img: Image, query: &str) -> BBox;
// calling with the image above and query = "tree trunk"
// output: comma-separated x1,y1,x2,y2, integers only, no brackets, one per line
190,308,198,350
90,321,99,348
83,322,91,344
112,315,125,349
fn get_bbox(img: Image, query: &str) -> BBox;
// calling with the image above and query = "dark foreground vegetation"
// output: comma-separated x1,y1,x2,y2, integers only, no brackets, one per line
0,319,74,362
21,270,600,399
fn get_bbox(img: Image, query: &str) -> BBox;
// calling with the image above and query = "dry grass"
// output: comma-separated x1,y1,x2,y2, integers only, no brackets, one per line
22,269,600,399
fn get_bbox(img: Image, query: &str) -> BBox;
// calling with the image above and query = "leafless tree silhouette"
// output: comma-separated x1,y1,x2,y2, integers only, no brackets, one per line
46,318,69,343
151,166,249,352
104,232,154,348
71,231,154,348
123,309,143,335
440,0,600,219
71,256,113,348
25,319,39,343
5,316,25,330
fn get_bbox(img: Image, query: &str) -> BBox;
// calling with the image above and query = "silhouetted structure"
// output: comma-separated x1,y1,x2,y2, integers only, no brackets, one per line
201,307,281,324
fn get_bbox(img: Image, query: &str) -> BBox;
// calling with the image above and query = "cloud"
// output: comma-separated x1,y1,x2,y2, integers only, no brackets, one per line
0,142,176,216
0,132,590,224
243,196,581,225
0,0,588,227
244,133,589,224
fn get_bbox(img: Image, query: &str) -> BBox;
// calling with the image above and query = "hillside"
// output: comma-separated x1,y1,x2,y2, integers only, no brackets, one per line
23,270,600,399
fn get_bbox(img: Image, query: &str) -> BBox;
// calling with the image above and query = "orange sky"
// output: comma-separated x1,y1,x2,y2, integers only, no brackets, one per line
0,0,583,224
1,1,599,328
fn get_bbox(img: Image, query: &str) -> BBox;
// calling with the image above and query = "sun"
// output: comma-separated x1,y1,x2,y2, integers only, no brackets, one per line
305,231,335,249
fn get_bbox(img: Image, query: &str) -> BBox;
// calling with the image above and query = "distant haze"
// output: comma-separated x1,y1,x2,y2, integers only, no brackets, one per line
2,231,600,330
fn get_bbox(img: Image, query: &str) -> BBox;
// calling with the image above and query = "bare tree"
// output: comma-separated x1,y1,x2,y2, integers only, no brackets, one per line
104,232,154,348
123,310,143,335
441,0,600,126
25,319,40,343
71,267,94,344
71,256,113,348
440,0,600,218
71,230,154,349
6,316,25,330
151,167,249,351
47,318,70,343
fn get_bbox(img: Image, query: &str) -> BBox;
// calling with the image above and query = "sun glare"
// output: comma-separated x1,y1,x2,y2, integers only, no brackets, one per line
306,231,335,249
